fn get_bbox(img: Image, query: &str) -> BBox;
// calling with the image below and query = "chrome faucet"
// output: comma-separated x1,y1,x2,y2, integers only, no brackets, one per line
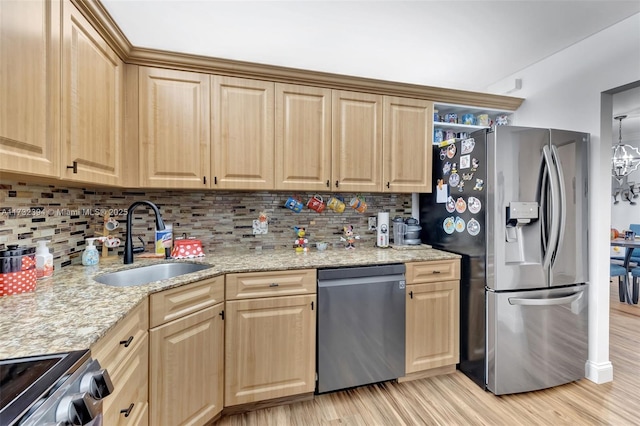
124,200,169,264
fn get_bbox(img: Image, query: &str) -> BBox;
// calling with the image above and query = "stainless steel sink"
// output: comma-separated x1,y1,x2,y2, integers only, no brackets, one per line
94,262,212,287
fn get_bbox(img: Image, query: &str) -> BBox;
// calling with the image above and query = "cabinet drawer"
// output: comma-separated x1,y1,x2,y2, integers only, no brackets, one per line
103,333,149,426
92,299,148,371
405,260,460,284
226,269,316,300
149,275,224,328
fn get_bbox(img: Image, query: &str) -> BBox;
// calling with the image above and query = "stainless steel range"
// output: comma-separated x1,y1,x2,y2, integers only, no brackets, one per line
0,350,113,425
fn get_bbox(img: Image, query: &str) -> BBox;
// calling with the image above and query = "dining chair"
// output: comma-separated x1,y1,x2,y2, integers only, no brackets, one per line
610,263,627,282
628,267,640,304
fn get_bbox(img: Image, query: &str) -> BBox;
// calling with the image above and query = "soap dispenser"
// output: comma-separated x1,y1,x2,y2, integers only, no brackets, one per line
82,238,101,266
35,240,54,278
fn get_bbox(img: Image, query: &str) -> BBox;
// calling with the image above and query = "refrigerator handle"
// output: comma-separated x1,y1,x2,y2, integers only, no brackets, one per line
550,144,567,264
508,291,583,306
540,157,549,251
542,146,561,270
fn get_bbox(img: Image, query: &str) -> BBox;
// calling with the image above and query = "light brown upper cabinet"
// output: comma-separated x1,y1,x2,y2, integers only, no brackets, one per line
138,67,210,188
383,97,433,193
0,0,60,178
211,76,274,190
61,1,123,185
275,84,332,191
332,90,383,192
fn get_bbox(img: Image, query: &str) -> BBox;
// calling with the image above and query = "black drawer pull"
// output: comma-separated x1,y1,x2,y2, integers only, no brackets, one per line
66,161,78,174
120,403,134,417
119,336,133,347
269,283,279,287
432,270,441,274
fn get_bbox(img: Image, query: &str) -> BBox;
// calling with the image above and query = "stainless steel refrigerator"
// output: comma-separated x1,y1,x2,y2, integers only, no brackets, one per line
420,126,589,395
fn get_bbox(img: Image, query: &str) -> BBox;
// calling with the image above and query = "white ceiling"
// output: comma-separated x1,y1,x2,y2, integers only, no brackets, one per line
100,0,640,92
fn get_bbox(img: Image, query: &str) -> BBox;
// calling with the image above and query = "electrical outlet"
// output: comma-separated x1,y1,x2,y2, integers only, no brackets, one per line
368,216,376,231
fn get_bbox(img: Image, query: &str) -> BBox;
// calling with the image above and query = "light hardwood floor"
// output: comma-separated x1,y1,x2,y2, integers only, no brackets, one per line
218,284,639,425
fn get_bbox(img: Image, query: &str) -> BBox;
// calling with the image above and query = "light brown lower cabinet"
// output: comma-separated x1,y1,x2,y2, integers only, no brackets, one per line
149,303,224,425
224,294,316,406
91,300,149,426
405,260,460,375
149,285,224,426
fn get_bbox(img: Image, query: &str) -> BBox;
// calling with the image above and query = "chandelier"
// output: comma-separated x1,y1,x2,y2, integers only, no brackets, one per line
611,115,640,183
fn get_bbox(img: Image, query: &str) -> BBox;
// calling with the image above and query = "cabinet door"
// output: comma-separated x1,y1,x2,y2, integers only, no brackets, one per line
61,1,123,185
139,67,210,188
212,76,274,190
0,0,60,177
331,90,382,192
275,83,331,191
383,96,433,193
149,303,224,426
225,294,316,406
406,280,459,373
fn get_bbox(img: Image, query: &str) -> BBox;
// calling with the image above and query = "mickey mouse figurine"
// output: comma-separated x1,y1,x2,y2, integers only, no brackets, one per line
294,226,309,253
340,225,360,250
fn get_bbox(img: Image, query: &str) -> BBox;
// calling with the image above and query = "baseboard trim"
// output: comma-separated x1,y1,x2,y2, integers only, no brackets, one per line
585,360,613,384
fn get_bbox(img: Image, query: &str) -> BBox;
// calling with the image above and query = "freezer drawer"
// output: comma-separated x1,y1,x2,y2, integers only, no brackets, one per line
487,284,588,395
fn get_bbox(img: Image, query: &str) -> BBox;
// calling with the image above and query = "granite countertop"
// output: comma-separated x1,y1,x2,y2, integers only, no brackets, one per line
0,246,459,360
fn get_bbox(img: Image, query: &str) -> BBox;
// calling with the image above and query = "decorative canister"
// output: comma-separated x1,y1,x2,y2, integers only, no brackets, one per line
0,245,37,296
171,237,205,259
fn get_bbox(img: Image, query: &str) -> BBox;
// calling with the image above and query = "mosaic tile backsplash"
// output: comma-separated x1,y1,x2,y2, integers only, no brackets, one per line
0,180,413,270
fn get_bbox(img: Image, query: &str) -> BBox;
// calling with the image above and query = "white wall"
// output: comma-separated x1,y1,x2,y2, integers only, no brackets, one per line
485,13,640,384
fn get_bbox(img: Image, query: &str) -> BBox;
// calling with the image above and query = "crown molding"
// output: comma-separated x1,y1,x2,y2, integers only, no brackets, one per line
74,0,524,112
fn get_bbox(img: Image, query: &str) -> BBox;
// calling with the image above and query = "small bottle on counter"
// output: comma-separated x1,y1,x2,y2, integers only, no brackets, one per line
35,240,54,278
82,238,101,266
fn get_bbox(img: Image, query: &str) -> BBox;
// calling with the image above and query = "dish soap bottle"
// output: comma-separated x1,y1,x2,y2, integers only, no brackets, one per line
35,240,54,278
82,238,101,266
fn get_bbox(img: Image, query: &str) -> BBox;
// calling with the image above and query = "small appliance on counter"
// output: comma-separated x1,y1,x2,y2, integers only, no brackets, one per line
403,218,422,245
376,212,389,248
391,217,423,246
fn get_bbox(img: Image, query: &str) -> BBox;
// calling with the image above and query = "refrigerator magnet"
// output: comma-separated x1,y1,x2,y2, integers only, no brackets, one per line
455,197,467,213
460,155,470,169
463,173,474,181
455,217,466,232
467,218,480,236
468,197,482,214
461,138,475,154
457,182,465,192
473,178,484,191
439,148,447,160
449,173,460,187
443,217,455,234
445,196,455,213
443,162,451,175
436,179,448,203
447,144,457,158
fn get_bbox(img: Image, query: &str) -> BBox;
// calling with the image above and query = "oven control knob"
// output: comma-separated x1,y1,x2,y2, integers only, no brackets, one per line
80,368,114,400
55,392,99,425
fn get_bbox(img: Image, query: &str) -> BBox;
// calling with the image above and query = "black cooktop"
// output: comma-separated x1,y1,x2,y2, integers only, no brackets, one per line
0,350,89,424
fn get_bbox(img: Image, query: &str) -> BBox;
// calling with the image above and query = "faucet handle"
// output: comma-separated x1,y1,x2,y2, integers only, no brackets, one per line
132,236,145,254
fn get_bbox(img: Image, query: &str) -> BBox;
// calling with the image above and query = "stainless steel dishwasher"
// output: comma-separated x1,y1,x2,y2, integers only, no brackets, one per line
317,263,406,393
